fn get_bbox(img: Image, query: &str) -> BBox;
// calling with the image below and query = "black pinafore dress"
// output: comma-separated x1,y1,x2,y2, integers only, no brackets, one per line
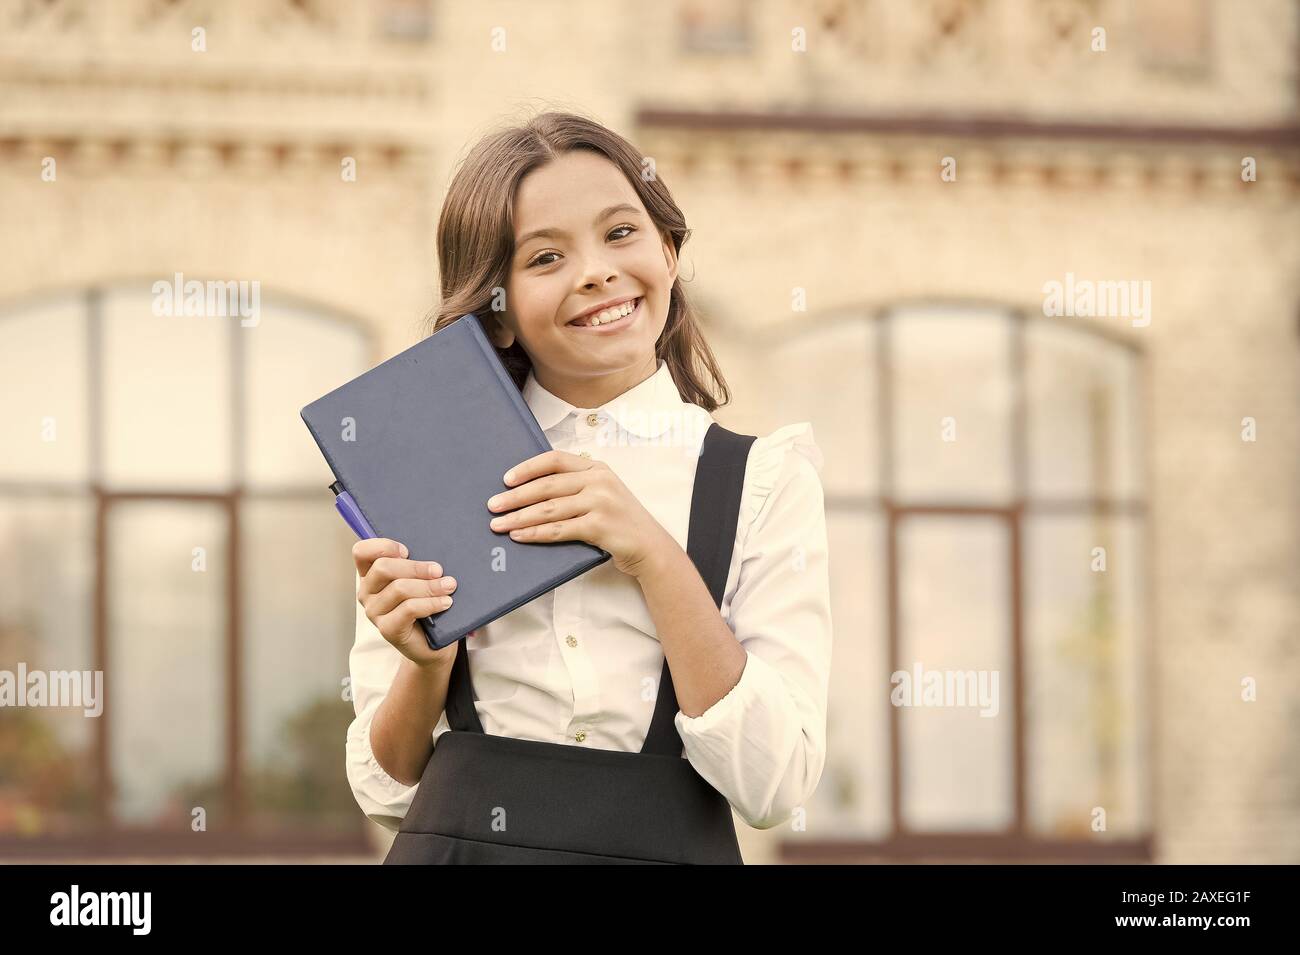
383,422,755,865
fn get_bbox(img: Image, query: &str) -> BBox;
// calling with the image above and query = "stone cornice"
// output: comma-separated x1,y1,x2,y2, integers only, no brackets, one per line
0,133,426,176
633,108,1300,195
636,108,1300,149
0,60,431,103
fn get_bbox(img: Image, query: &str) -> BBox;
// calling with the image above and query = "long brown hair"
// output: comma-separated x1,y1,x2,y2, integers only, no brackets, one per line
423,109,731,412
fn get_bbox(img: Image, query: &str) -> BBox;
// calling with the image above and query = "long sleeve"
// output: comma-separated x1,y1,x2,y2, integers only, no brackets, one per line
673,423,833,830
345,570,429,833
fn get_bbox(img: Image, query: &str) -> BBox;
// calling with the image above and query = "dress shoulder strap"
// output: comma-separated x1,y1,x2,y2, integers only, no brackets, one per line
640,421,756,756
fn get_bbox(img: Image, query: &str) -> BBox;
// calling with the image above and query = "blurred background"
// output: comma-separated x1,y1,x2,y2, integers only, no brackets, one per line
0,0,1297,864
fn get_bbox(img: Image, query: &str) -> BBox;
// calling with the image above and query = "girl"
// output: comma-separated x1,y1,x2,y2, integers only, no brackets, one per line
345,111,832,864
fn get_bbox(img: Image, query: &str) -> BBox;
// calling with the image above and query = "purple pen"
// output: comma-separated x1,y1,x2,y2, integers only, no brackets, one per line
331,480,463,642
330,481,378,539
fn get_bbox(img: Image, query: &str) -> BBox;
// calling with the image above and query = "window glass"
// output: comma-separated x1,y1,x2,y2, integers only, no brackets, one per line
106,499,228,825
890,307,1015,503
0,294,88,483
101,283,233,491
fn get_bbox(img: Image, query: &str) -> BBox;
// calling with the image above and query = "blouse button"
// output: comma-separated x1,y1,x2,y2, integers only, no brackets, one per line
565,634,578,647
574,730,587,743
586,413,599,427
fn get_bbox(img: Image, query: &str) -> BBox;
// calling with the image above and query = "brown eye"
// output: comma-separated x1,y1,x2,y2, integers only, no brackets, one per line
526,226,636,269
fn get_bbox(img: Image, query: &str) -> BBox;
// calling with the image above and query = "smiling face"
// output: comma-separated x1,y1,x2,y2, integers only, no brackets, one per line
485,149,678,408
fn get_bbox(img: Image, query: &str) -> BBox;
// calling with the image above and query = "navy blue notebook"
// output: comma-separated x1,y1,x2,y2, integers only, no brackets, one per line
300,313,610,650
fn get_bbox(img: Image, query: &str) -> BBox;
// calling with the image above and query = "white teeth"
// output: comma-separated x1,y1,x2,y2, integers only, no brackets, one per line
573,298,638,327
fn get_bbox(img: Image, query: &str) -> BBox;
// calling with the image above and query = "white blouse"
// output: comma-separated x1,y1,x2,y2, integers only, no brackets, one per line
345,358,833,833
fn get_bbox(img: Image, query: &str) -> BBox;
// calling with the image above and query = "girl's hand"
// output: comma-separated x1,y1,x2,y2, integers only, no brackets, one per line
353,538,466,669
486,450,674,578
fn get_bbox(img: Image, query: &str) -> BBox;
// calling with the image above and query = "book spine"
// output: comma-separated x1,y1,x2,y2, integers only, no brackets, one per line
300,405,384,545
299,406,347,491
461,313,552,453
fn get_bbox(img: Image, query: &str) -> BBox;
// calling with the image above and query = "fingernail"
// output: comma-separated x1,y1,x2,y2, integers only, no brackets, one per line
503,470,514,484
399,543,409,557
444,577,456,589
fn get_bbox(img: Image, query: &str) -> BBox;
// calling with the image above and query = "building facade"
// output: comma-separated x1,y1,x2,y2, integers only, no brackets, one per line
0,0,1296,863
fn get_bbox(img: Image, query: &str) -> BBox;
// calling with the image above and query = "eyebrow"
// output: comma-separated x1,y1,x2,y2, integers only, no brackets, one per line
514,203,643,251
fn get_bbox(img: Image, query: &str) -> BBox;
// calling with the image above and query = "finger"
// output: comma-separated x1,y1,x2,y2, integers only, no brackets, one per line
490,491,588,535
505,513,591,545
360,556,443,598
487,471,586,514
502,449,593,488
376,595,453,637
368,574,457,618
352,538,408,577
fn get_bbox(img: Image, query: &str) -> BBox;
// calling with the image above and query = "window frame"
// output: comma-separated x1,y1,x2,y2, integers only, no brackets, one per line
0,282,378,858
770,301,1156,863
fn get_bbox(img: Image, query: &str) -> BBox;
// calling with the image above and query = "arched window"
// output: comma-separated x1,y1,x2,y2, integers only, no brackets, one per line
0,280,373,855
761,304,1151,862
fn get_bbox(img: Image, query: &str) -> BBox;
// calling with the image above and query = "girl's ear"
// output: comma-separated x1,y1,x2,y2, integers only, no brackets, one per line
485,310,516,349
660,231,678,286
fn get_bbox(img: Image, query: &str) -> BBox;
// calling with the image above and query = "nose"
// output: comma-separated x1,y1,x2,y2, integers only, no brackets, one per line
576,246,618,291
